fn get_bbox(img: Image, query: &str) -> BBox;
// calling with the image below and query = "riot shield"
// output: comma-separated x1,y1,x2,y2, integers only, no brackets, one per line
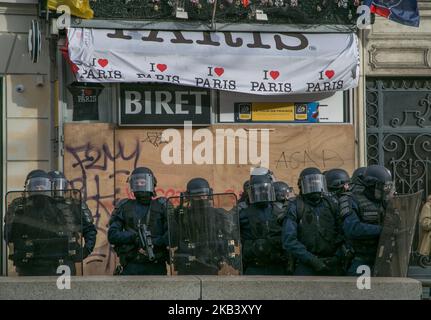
167,193,242,275
373,190,423,277
4,190,84,276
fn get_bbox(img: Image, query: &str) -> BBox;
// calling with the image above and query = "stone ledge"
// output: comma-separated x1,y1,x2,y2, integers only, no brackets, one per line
0,276,201,300
0,276,423,300
199,276,422,300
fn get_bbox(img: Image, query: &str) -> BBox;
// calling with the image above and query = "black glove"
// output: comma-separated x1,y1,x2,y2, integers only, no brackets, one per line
309,256,329,272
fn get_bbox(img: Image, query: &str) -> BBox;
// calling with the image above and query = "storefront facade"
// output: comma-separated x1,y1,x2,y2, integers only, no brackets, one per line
57,16,359,274
1,1,430,276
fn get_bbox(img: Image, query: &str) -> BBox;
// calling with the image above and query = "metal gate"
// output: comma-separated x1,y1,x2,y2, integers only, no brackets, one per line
366,78,431,198
366,78,431,268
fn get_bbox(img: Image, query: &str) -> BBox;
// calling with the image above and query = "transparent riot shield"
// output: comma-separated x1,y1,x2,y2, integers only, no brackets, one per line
373,190,423,277
167,193,242,275
4,190,84,276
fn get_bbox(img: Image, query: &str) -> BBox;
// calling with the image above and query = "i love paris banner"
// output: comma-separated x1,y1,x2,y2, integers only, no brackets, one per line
67,28,360,95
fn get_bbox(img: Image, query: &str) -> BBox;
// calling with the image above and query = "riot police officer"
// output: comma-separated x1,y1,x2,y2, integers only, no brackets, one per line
237,180,250,211
324,168,356,273
282,167,343,276
325,168,351,197
239,174,288,275
351,167,367,193
169,178,240,275
108,167,168,275
48,171,97,262
273,181,295,209
342,165,394,275
4,170,76,276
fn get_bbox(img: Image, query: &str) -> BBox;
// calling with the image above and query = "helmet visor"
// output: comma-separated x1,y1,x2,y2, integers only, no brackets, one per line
248,182,276,204
301,174,328,195
188,187,211,197
52,178,68,191
129,173,154,193
26,177,51,192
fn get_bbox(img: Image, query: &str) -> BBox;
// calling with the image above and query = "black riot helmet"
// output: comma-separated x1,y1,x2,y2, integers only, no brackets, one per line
250,167,275,182
273,181,294,202
325,168,351,194
298,167,328,195
248,174,275,204
129,167,156,194
352,167,366,183
48,170,69,198
186,178,213,197
362,165,394,201
25,170,51,193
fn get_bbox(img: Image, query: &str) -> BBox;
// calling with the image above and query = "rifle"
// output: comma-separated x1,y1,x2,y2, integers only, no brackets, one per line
137,219,155,262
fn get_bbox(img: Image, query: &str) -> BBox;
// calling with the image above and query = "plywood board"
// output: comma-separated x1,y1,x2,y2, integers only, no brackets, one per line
64,123,355,275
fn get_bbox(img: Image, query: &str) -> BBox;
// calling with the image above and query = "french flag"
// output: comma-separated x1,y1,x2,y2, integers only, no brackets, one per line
363,0,420,27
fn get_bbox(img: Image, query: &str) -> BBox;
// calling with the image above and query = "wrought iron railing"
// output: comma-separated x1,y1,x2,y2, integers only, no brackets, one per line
88,0,360,25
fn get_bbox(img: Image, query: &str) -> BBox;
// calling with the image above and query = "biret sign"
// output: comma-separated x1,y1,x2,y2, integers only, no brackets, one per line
119,84,211,126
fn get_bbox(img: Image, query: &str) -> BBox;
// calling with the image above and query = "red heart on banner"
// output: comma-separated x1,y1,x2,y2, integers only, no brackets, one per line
157,64,168,72
325,70,335,79
98,59,109,68
214,67,225,77
270,71,280,80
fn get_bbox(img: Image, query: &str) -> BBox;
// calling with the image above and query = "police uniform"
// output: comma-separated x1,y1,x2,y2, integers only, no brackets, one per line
108,197,168,275
341,192,383,275
341,165,393,276
282,195,343,276
240,202,288,275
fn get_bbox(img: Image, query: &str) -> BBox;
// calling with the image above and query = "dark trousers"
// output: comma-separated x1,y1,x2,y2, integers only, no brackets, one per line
121,262,167,275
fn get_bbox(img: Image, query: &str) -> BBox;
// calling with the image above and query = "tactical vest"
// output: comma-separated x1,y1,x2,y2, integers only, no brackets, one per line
353,193,384,225
350,192,384,255
115,198,167,264
295,196,339,257
10,196,76,267
241,204,287,265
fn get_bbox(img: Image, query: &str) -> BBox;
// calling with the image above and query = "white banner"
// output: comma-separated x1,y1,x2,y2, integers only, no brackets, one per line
67,28,360,95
